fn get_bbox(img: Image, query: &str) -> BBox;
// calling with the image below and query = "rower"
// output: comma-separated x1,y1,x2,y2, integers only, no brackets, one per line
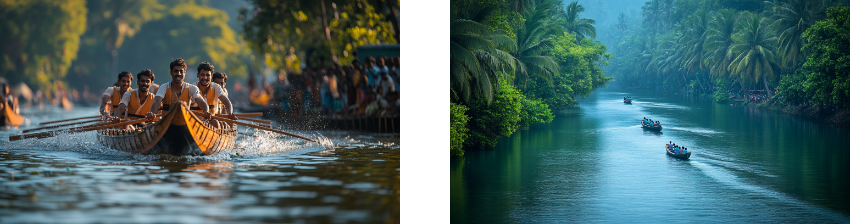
191,62,236,128
99,72,133,120
212,71,234,128
1,84,19,113
145,58,209,121
111,69,159,128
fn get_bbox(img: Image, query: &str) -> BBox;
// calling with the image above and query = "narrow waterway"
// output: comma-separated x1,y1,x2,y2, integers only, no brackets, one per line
451,85,850,223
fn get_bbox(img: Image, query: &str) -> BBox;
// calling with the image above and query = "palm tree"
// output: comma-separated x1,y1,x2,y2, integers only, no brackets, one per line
511,0,560,86
677,9,711,90
641,0,675,32
615,12,629,39
768,0,827,68
704,9,739,87
728,12,779,97
562,1,597,40
450,2,517,104
642,0,665,32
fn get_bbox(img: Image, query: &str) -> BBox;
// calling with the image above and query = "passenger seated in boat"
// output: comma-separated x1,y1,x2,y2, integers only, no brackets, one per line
146,58,210,121
191,62,236,129
111,69,158,130
100,71,133,120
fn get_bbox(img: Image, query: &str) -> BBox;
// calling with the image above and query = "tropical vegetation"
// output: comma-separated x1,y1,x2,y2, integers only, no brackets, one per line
450,0,613,156
608,0,850,111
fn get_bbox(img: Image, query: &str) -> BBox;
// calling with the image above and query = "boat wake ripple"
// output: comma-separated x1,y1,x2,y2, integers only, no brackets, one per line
690,160,850,222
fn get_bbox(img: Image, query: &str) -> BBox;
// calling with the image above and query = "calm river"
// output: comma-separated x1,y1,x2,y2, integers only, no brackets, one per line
0,106,399,223
451,85,850,223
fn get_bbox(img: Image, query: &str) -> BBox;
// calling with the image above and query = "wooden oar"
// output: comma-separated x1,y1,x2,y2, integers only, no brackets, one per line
209,116,317,143
38,115,101,125
10,119,151,141
234,112,263,117
23,118,101,133
191,111,272,124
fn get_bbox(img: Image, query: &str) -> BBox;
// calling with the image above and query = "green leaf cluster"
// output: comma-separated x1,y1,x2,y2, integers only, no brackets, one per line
525,34,612,111
0,0,87,96
464,78,523,151
799,5,850,107
518,97,553,128
451,102,471,157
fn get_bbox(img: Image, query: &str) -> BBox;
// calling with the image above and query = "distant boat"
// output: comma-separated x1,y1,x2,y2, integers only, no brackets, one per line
1,101,24,127
641,120,662,131
665,144,691,159
624,98,632,103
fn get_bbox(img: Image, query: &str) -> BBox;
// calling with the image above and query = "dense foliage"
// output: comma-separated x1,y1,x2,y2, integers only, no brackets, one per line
240,0,398,72
451,102,471,157
799,5,850,107
450,0,612,156
1,0,251,96
608,0,849,108
0,0,87,95
519,97,554,128
464,79,523,151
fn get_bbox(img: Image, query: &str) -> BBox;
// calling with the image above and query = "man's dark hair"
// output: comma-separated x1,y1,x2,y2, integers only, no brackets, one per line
213,72,228,82
197,62,214,73
118,71,133,81
169,58,187,71
137,69,155,81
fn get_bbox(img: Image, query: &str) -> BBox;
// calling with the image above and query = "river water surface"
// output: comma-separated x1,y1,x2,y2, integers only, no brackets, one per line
0,107,399,223
451,85,850,223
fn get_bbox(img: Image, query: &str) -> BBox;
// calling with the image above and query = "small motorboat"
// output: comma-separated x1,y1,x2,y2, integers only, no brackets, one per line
641,120,662,131
665,144,691,159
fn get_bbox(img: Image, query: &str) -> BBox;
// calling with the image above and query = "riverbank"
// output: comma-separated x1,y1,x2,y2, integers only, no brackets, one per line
757,103,850,128
695,89,850,128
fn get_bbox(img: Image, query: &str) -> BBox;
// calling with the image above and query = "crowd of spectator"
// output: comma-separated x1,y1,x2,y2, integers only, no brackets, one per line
237,56,400,121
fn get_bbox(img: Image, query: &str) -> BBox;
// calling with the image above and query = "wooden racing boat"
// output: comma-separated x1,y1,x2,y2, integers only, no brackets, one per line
641,120,662,131
96,101,237,156
1,101,24,127
665,144,691,159
624,98,632,103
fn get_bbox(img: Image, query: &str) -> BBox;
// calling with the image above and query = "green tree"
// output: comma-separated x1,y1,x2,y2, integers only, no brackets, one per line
704,9,739,83
800,5,850,107
118,1,249,80
450,1,517,104
240,0,396,71
563,1,597,40
0,0,87,96
512,0,560,86
768,0,827,69
728,12,779,96
615,12,628,39
451,102,471,156
518,97,553,127
465,78,523,151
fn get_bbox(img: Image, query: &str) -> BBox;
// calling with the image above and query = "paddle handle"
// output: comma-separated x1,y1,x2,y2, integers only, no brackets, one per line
38,115,100,125
192,111,271,124
10,119,152,141
210,116,317,143
23,118,101,133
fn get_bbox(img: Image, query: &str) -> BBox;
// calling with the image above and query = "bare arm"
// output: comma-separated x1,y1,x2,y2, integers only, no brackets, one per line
194,97,209,113
218,95,233,115
99,95,110,115
112,103,127,119
148,96,163,114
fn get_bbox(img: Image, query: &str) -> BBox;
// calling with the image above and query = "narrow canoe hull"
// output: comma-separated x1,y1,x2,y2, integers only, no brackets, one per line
97,102,237,155
1,101,24,127
641,121,662,131
665,144,691,159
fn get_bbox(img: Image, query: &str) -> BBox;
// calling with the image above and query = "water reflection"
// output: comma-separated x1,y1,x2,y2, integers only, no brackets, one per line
0,143,399,223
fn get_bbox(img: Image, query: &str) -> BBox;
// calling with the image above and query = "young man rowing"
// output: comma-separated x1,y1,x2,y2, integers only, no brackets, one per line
192,62,236,128
145,58,209,121
99,71,133,119
110,69,159,128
